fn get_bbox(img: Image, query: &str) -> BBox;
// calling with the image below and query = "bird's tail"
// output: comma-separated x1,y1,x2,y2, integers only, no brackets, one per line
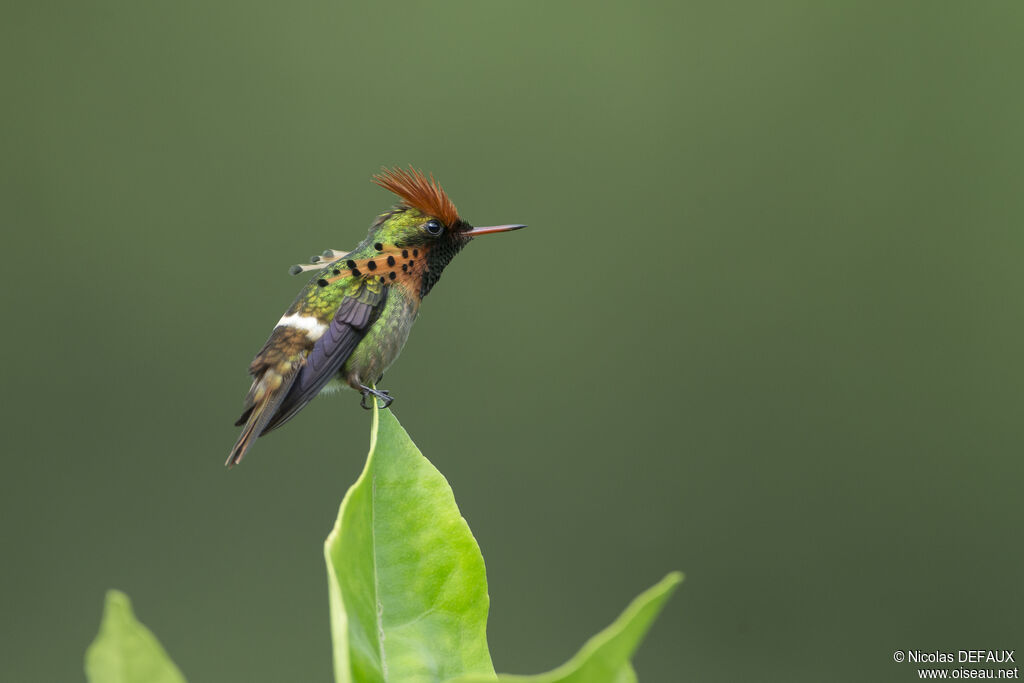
226,364,298,467
226,414,263,467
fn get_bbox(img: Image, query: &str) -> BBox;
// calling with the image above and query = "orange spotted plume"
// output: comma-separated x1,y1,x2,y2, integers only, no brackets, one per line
372,166,460,227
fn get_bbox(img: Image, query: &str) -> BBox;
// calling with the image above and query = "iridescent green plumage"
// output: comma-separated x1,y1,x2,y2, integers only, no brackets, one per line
227,167,524,466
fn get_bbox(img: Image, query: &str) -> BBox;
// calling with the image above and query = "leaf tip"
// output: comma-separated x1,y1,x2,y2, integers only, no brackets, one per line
662,571,684,590
103,589,131,611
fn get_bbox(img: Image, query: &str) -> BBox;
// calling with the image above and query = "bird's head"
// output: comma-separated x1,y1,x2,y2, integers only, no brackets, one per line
365,167,525,297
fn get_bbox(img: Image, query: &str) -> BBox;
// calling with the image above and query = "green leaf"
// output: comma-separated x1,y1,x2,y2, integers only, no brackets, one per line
324,404,496,683
448,572,682,683
84,590,186,683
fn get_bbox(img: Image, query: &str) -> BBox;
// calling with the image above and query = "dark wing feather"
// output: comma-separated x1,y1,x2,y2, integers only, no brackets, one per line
260,284,386,434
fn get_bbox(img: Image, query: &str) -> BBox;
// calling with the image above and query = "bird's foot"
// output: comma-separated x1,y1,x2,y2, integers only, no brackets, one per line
359,385,394,410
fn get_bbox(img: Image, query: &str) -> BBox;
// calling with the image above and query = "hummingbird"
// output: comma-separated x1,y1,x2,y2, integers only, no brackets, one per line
227,167,525,466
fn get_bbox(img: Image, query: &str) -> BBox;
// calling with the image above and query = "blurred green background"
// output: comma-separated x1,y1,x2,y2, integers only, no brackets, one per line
3,1,1023,681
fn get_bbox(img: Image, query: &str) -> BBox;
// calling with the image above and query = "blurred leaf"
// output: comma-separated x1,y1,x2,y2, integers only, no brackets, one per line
84,590,186,683
449,573,682,683
324,404,496,683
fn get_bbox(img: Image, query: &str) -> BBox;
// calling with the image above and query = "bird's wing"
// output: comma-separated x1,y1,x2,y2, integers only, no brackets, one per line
260,281,387,434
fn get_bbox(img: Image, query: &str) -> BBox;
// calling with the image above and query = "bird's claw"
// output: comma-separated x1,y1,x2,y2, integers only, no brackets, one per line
360,386,394,410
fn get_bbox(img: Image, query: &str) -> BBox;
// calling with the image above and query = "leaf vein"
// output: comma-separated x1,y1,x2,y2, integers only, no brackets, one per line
371,474,388,681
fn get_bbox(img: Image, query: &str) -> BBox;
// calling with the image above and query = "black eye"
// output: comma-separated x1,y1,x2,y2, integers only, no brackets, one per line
424,219,444,236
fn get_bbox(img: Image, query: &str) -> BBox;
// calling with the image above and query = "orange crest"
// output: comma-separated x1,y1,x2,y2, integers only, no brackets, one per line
372,166,460,227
